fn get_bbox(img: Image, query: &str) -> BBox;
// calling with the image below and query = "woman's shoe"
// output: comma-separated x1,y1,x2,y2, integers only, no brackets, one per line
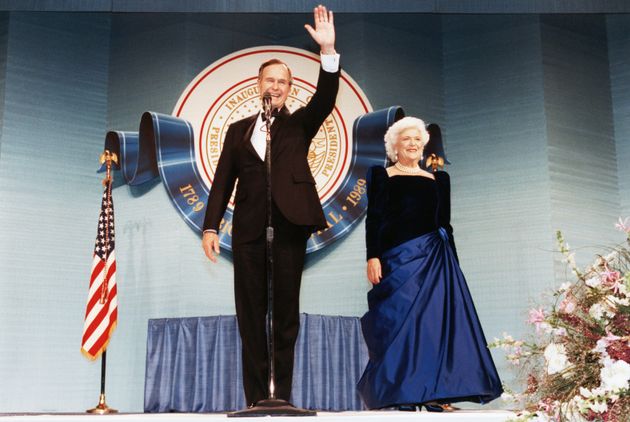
422,402,444,412
422,402,458,412
397,404,417,411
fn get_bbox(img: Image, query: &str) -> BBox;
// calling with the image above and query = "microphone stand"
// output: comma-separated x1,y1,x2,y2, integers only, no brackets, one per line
229,95,315,417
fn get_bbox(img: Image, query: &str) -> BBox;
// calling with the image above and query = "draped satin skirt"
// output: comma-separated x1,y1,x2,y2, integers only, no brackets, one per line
357,228,503,409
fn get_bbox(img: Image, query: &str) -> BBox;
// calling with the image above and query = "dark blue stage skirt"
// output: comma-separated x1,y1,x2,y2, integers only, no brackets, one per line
357,228,503,409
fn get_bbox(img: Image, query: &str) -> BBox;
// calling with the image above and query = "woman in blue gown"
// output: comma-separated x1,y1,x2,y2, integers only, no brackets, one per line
357,117,502,411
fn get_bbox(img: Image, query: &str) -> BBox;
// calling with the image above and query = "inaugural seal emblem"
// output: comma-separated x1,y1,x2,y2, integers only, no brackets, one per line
172,46,372,253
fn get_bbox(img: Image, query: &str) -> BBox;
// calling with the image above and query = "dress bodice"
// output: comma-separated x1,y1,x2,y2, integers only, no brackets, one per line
365,166,456,260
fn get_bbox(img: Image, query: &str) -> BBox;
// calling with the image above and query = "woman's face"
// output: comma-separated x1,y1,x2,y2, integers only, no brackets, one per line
395,127,424,165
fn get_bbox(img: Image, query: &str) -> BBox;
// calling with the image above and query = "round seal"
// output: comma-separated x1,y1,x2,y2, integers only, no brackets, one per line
173,46,372,253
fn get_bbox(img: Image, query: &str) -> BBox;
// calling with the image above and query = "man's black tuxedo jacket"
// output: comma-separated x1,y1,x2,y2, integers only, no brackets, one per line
203,67,340,245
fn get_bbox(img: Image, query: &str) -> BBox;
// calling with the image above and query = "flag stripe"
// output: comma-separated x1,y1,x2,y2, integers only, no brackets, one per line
82,181,118,360
85,315,117,357
83,273,117,347
83,286,117,342
86,255,116,314
82,279,118,355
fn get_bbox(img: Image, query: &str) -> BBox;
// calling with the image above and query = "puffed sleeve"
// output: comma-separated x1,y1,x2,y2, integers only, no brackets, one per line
365,166,387,260
435,171,459,262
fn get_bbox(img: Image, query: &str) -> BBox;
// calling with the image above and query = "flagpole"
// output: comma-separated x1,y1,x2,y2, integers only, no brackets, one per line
86,150,118,415
87,350,117,414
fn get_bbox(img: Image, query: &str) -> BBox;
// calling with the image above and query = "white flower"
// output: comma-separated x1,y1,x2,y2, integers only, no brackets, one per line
600,359,630,392
588,400,608,414
615,216,630,233
558,297,576,314
585,276,602,288
573,393,590,413
539,322,553,334
501,391,521,404
603,251,618,262
507,354,521,365
507,410,547,422
559,282,572,292
552,327,567,336
527,412,551,422
562,252,576,267
589,303,604,320
580,386,607,398
589,303,614,320
608,295,629,306
561,400,588,421
593,340,609,359
544,343,570,374
502,332,514,342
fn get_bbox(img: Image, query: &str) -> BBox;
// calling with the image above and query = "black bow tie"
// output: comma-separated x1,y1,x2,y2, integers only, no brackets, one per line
261,108,281,122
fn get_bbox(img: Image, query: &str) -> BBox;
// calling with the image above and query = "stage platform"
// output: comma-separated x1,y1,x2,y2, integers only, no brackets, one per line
0,410,514,422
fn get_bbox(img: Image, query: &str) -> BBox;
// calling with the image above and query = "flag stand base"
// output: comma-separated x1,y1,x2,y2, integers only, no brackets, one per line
86,393,118,414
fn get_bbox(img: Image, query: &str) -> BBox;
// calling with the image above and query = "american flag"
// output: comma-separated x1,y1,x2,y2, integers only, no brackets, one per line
81,180,118,360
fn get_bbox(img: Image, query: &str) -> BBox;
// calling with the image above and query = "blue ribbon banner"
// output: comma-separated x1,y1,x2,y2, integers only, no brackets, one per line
101,107,405,253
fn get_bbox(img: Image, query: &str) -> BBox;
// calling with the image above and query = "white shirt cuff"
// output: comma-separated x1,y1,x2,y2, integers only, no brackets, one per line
320,53,340,73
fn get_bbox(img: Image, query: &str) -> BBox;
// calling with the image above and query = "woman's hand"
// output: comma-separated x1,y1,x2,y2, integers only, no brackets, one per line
367,258,382,285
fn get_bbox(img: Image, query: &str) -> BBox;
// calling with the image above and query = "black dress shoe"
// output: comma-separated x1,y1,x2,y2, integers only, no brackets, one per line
397,404,417,411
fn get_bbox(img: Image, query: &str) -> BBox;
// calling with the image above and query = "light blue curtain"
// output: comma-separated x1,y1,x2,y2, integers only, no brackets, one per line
144,314,368,412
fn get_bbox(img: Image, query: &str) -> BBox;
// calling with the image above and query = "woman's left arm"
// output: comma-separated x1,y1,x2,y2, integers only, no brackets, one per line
436,171,459,262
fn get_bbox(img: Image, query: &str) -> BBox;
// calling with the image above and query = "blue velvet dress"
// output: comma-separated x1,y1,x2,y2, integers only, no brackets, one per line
357,166,502,409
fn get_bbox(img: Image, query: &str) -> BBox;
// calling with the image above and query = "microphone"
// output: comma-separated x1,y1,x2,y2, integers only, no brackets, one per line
262,92,272,121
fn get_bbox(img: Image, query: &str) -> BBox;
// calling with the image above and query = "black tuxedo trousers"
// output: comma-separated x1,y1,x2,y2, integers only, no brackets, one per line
233,202,310,404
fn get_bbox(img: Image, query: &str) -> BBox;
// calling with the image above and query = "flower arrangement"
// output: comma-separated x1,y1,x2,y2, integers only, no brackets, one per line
490,218,630,421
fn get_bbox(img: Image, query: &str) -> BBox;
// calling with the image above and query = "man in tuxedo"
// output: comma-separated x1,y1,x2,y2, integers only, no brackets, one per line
201,5,339,407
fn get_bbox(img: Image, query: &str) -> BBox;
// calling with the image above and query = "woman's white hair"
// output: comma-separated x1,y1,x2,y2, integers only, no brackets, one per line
384,116,430,162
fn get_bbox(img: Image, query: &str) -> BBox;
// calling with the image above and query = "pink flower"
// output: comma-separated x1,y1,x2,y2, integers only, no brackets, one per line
600,269,620,283
528,307,545,323
528,308,549,332
615,217,630,233
537,400,554,413
603,331,621,344
600,269,622,294
610,281,623,295
595,331,622,358
558,297,576,314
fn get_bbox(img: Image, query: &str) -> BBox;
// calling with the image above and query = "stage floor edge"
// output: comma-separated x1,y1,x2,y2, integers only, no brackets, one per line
0,410,514,421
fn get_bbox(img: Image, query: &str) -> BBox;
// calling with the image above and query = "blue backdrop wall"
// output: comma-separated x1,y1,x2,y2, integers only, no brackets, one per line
0,8,629,412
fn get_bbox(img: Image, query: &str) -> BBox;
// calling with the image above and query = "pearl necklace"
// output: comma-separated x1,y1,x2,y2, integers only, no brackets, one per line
394,161,422,174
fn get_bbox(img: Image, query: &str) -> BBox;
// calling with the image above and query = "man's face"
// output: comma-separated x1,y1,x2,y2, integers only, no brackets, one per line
258,63,291,110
